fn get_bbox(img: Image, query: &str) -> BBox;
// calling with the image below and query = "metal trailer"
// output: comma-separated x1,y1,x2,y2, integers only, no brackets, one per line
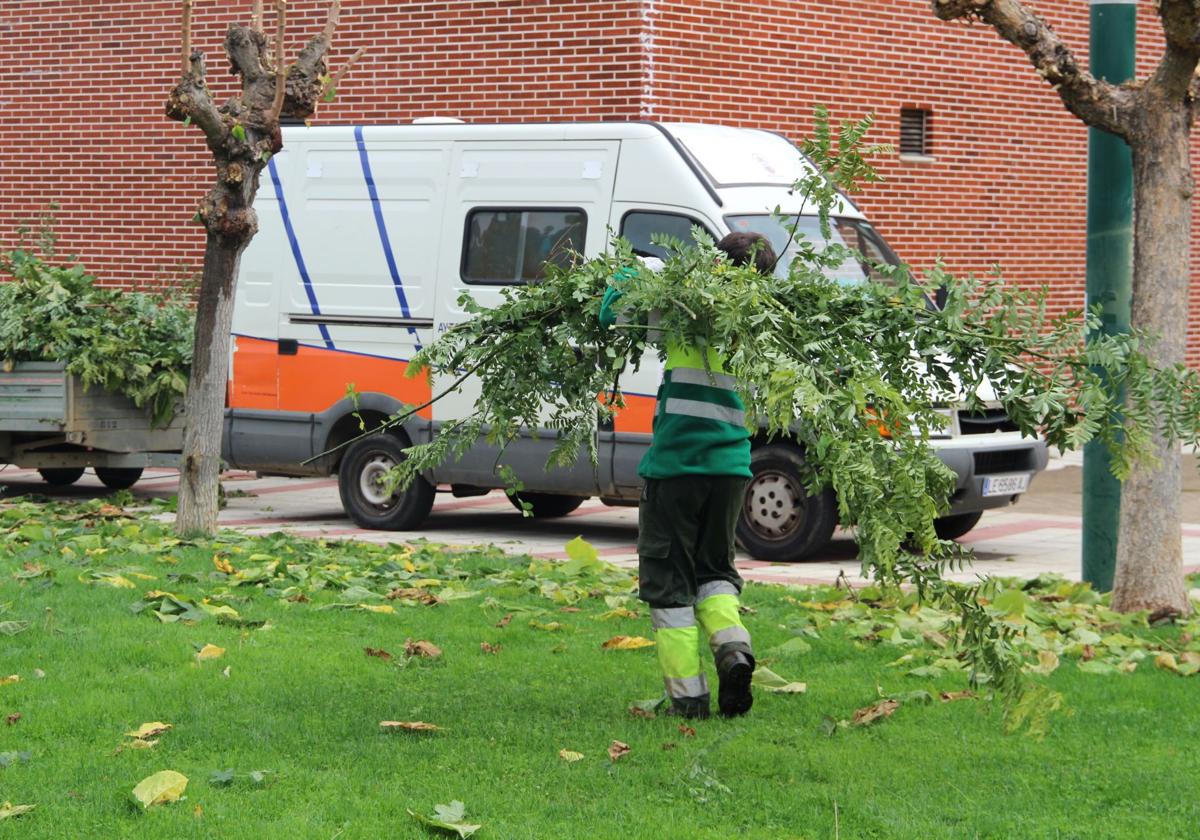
0,361,182,489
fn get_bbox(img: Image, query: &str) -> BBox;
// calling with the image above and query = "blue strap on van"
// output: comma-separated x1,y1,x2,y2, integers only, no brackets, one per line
268,157,335,350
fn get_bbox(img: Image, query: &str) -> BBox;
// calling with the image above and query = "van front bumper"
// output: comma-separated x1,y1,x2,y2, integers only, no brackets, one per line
931,433,1050,515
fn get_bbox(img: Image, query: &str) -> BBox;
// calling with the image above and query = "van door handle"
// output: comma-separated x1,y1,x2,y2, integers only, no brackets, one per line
278,339,299,356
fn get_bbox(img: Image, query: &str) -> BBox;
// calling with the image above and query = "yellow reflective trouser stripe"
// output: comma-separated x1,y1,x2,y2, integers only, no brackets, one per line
656,625,702,680
695,593,751,654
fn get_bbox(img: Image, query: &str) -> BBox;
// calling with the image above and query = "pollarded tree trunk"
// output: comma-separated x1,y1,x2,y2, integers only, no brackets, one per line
932,0,1194,616
167,0,360,535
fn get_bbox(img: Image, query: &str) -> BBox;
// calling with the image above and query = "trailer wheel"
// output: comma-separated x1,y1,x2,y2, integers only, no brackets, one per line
736,444,838,562
933,511,984,541
338,434,435,530
507,492,587,518
95,467,143,490
38,467,85,486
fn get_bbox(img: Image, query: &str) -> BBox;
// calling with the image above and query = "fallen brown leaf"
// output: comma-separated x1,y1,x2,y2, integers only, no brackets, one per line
851,699,900,727
939,691,977,703
380,720,440,732
480,642,501,655
496,613,512,628
404,639,442,659
677,724,696,738
661,742,677,750
5,713,19,726
1081,644,1096,662
287,593,310,603
627,706,656,720
386,587,443,606
607,740,631,762
364,647,393,661
558,607,582,613
601,635,655,651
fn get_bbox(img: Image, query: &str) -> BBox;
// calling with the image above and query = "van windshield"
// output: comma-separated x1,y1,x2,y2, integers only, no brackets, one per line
725,215,900,284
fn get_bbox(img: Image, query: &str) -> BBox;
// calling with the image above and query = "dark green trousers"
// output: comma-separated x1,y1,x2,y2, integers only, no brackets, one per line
636,476,748,608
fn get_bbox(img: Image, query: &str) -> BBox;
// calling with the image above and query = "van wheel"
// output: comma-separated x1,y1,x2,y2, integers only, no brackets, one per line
933,511,983,541
38,467,85,486
95,467,143,490
338,434,435,530
736,444,837,562
508,492,587,518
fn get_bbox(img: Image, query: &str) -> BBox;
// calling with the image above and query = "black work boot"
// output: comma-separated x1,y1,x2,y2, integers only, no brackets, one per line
666,694,711,720
716,650,755,717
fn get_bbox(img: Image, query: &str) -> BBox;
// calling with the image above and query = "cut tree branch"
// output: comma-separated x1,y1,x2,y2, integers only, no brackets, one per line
321,46,366,100
269,0,288,121
931,0,1138,138
251,0,264,32
182,0,193,74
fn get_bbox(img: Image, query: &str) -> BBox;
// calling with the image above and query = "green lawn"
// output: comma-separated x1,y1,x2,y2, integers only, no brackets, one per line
0,497,1197,839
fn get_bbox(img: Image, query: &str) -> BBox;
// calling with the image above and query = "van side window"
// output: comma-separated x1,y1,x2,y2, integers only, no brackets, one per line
462,208,587,285
620,212,714,261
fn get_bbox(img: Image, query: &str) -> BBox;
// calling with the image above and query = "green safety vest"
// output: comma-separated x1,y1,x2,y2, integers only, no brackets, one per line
600,279,751,479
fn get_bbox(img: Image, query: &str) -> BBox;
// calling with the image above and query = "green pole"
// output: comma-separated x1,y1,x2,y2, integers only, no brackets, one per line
1082,0,1136,592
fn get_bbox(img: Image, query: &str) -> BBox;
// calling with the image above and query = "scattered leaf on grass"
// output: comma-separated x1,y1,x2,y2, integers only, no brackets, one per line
678,724,696,738
0,751,31,767
405,639,442,659
751,666,807,694
386,588,444,606
479,642,501,655
558,749,584,763
408,800,481,838
381,721,440,733
628,696,666,719
195,644,225,662
1028,650,1060,676
5,713,19,726
530,620,564,632
126,722,172,740
32,669,44,679
0,802,34,820
364,647,393,661
852,699,900,727
0,675,20,687
661,742,677,751
558,606,582,613
607,741,631,762
939,691,978,703
601,635,655,651
598,607,639,620
132,770,188,809
0,621,29,636
209,769,235,786
221,667,231,678
209,769,272,787
769,637,812,656
213,555,235,575
495,614,512,628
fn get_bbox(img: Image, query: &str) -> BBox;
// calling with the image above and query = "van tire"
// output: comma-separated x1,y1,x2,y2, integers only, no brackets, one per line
933,511,983,541
508,492,587,518
38,467,85,486
338,433,435,530
95,467,143,490
736,444,837,562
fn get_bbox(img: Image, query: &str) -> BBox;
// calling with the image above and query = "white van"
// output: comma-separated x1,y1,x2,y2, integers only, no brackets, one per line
224,120,1047,561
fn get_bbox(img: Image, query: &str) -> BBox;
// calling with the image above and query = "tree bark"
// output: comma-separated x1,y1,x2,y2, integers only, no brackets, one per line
176,237,244,534
1112,98,1194,616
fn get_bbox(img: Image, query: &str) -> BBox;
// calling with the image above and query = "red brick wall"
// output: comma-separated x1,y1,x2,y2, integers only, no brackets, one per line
3,0,1198,362
643,0,1200,366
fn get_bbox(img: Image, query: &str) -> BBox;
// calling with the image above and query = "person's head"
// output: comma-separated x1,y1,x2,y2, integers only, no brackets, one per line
716,232,776,275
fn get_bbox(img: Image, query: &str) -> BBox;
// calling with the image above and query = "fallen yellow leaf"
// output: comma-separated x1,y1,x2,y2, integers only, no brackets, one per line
1155,652,1179,673
380,721,440,732
126,722,172,740
0,675,19,686
213,554,235,575
601,635,655,651
558,749,584,763
359,604,396,614
607,740,631,762
196,644,225,662
132,770,188,809
0,802,35,820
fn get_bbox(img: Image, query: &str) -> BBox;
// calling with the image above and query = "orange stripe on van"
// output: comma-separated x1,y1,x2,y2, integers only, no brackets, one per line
613,393,656,434
230,336,433,416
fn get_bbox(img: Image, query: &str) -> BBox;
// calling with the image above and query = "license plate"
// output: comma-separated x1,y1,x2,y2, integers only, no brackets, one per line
981,474,1030,497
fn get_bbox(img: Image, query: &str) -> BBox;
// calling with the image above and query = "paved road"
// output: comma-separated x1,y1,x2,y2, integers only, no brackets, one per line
3,453,1198,587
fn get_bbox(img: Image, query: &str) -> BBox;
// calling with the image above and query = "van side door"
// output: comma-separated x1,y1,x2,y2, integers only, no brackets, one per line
432,139,621,493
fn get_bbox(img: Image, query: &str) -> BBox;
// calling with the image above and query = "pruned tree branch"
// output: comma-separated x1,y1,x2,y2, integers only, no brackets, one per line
251,0,264,32
322,46,366,101
182,0,193,74
269,0,288,121
323,0,342,44
931,0,1137,138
